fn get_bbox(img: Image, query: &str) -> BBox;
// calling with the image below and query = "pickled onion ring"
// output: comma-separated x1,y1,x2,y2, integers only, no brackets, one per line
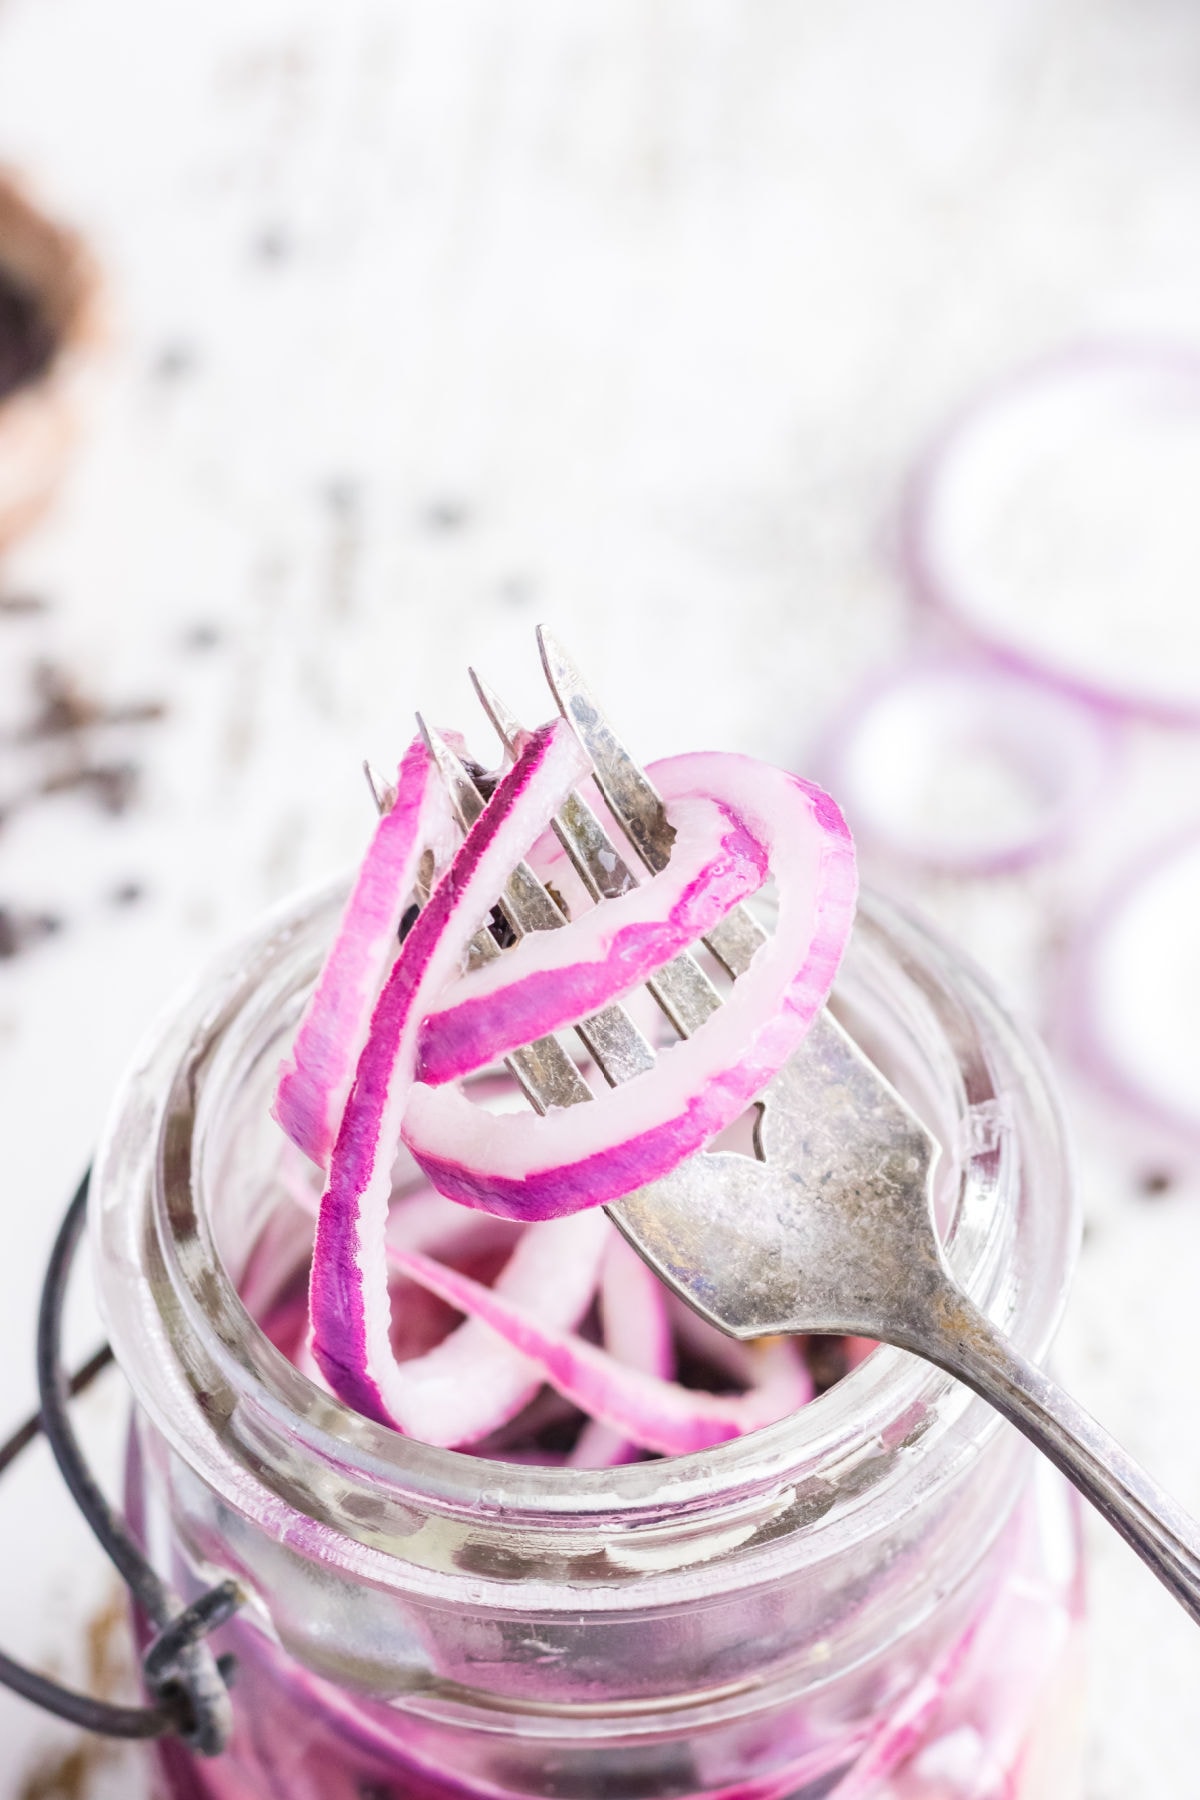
1064,826,1200,1157
389,1244,810,1455
280,1164,611,1448
903,343,1200,723
405,753,855,1221
273,734,456,1166
813,656,1111,875
377,1208,611,1447
569,1232,675,1468
295,714,854,1434
416,791,768,1084
309,721,592,1423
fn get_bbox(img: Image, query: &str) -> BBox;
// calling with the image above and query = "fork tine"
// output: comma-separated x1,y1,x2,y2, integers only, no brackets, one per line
362,760,396,815
422,720,657,1088
467,669,524,766
472,667,723,1040
418,716,567,934
471,668,637,903
537,626,674,876
537,626,766,981
387,723,587,1114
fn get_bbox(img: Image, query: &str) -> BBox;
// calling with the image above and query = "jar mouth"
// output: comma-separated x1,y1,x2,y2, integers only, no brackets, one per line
94,880,1077,1565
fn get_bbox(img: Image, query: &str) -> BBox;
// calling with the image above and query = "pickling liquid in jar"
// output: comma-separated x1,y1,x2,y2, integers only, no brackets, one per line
94,885,1086,1800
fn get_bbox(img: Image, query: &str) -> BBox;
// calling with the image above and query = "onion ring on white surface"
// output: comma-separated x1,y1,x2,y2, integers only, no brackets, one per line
1066,827,1200,1155
814,657,1112,875
903,344,1200,723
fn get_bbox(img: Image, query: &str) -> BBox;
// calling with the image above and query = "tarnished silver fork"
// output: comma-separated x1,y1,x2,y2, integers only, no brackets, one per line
417,630,1200,1627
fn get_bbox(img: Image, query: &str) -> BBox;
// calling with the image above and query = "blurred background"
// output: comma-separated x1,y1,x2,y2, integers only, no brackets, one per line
2,1,1200,1793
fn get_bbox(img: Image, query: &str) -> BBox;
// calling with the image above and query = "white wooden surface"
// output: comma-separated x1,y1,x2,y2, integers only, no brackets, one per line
1,2,1199,1794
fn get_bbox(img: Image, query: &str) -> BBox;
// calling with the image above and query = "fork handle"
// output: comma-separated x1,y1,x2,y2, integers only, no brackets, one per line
914,1289,1200,1626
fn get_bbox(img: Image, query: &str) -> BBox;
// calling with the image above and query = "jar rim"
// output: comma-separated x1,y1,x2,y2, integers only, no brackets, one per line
92,879,1078,1591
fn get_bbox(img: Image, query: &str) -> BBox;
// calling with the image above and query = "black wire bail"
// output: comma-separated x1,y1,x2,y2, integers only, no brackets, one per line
0,1169,241,1755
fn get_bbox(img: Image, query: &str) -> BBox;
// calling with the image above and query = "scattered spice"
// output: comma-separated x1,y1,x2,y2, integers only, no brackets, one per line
151,342,197,382
420,497,472,533
0,906,63,959
498,574,535,607
324,477,360,517
39,760,140,815
16,1590,131,1800
0,591,49,617
16,1743,98,1800
181,620,222,653
0,262,56,404
253,224,293,264
24,660,165,741
0,661,166,952
1139,1168,1174,1199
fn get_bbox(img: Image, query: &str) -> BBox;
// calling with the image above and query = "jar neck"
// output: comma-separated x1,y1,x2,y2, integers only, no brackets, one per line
92,885,1076,1603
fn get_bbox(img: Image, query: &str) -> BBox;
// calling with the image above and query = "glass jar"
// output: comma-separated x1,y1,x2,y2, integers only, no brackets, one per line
91,885,1085,1800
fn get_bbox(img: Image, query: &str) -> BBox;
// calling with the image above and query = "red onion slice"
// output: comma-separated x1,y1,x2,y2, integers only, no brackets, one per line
904,344,1200,723
1067,827,1200,1154
300,719,853,1435
281,1162,612,1447
379,1207,611,1448
309,721,593,1424
568,1231,675,1468
405,752,856,1221
389,1244,810,1456
416,790,768,1083
825,1608,982,1800
814,657,1112,875
273,735,457,1166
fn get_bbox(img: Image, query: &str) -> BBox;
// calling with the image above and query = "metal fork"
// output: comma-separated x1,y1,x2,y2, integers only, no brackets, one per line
418,632,1200,1627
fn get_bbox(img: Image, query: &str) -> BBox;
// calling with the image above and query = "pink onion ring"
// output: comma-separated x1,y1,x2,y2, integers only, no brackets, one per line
309,720,593,1424
378,1207,611,1447
416,789,769,1084
273,735,457,1166
405,752,856,1221
568,1231,675,1468
812,655,1112,875
296,717,853,1436
1063,824,1200,1157
389,1243,810,1455
903,343,1200,724
280,1163,612,1448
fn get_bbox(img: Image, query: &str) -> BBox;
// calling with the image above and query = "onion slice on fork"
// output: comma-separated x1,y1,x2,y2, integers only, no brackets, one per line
405,752,856,1221
273,735,457,1166
292,711,855,1437
308,720,592,1424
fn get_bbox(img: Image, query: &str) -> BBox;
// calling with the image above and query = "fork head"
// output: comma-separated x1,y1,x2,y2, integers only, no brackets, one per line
433,631,949,1343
